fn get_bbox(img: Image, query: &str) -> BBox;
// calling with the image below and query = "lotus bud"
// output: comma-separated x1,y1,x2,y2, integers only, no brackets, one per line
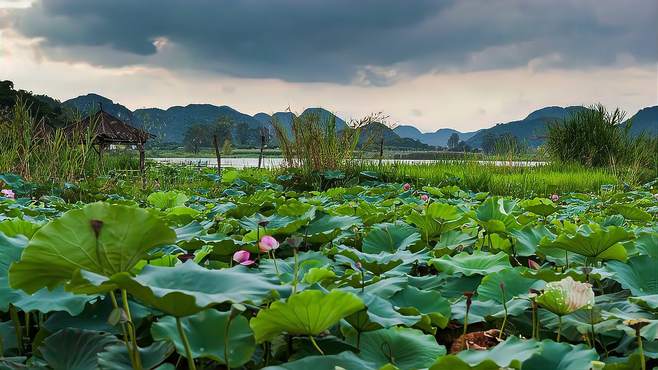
1,189,15,199
536,277,595,316
527,259,541,270
232,250,255,266
259,235,280,252
420,194,429,202
550,194,559,202
403,183,411,191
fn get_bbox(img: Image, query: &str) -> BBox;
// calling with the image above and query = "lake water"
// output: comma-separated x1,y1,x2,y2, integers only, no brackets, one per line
150,157,547,168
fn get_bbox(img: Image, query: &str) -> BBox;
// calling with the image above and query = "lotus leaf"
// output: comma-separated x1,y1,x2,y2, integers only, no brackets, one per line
250,289,364,343
362,222,420,253
432,251,511,276
350,327,446,369
39,329,120,370
151,309,255,366
430,336,539,369
9,202,176,293
109,262,289,317
147,191,189,209
540,224,632,262
606,255,658,296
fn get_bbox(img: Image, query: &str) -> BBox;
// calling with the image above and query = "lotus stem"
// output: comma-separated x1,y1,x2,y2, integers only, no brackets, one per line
9,305,22,355
636,327,646,370
292,247,299,294
224,316,232,370
271,250,280,276
499,284,508,339
309,335,325,355
557,315,562,342
110,291,134,366
530,297,538,339
121,289,143,370
565,251,569,270
589,308,596,349
176,317,197,370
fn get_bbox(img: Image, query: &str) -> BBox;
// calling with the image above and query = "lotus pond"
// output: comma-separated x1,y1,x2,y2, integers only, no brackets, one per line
0,172,657,370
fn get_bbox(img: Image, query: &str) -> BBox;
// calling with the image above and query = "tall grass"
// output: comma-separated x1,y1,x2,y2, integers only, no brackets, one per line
272,111,371,173
545,104,657,182
0,99,137,185
356,161,618,197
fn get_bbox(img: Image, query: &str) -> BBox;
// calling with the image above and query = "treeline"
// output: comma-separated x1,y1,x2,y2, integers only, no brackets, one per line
182,120,238,154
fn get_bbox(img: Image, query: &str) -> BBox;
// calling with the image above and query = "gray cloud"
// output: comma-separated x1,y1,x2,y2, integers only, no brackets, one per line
3,0,656,84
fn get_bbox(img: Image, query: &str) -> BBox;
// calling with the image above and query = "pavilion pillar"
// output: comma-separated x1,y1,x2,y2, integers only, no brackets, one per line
213,134,222,175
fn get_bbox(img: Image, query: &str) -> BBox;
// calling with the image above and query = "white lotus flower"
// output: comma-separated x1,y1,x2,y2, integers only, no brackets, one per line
536,276,595,316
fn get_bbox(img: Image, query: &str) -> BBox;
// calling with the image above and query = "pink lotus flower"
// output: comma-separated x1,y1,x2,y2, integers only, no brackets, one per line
528,259,541,270
550,194,559,202
259,235,279,252
232,250,255,266
403,183,411,191
420,194,429,202
1,189,15,199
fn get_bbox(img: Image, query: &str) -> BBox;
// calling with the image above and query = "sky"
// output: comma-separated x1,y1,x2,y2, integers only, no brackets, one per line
0,0,656,132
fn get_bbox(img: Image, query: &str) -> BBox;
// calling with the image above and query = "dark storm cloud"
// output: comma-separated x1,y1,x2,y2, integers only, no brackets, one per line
4,0,657,84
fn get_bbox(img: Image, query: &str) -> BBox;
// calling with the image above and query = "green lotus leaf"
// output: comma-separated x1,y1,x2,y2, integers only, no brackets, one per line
607,204,652,222
97,342,174,370
406,203,465,240
147,191,189,209
389,286,451,328
510,225,555,257
151,309,255,366
346,293,420,331
44,295,153,335
262,351,376,370
362,222,421,253
110,262,289,317
540,224,632,262
475,197,521,234
0,321,18,353
250,289,364,343
239,212,309,235
477,268,544,303
629,295,658,310
434,229,477,250
305,213,362,242
1,230,97,314
430,336,540,370
606,255,658,296
451,298,530,324
0,218,41,238
431,251,511,276
521,341,598,370
521,198,559,217
350,327,446,369
635,232,658,257
39,329,120,370
9,202,176,294
302,267,336,284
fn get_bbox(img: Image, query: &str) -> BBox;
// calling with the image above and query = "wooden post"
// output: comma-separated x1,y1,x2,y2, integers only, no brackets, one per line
139,142,145,189
212,134,222,175
258,127,266,169
378,135,384,167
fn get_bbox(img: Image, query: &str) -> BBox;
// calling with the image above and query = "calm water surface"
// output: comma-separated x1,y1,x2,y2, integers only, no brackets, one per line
150,157,546,169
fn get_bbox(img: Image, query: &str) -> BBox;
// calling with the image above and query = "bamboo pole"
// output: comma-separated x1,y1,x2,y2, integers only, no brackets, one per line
213,134,222,175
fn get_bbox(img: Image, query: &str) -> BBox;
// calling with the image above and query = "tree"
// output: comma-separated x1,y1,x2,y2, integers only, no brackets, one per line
182,124,208,153
222,138,233,155
447,133,460,150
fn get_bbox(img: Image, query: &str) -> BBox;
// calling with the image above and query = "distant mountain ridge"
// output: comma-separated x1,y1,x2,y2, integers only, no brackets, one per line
394,126,479,147
60,93,658,149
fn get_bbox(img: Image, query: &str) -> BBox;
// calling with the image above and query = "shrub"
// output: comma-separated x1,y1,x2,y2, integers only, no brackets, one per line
545,104,657,181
